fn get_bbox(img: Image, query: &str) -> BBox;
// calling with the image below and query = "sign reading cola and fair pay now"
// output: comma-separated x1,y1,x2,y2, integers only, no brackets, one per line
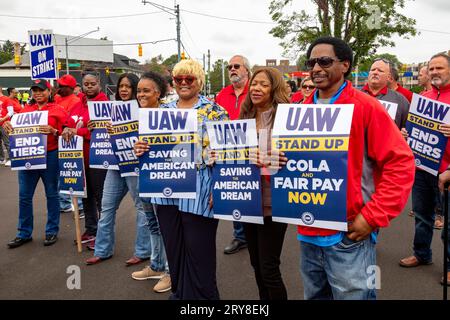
271,104,354,232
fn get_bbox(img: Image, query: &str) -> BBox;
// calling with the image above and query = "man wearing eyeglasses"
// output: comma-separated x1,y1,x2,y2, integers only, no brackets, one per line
292,36,415,300
361,58,410,130
216,55,251,254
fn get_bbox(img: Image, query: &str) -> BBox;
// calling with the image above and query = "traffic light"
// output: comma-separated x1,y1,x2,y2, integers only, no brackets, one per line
14,54,20,65
181,52,186,60
138,44,143,57
57,61,61,70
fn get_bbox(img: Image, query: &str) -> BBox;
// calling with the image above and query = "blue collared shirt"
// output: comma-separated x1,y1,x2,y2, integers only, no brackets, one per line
150,95,229,218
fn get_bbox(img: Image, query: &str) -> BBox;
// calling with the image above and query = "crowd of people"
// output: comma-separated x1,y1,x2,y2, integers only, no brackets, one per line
1,35,450,300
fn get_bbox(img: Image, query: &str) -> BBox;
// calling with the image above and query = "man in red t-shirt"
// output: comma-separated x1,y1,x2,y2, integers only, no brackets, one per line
54,74,81,113
215,55,251,254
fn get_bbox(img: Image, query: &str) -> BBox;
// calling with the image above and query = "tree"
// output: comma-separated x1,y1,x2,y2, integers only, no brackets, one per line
0,40,15,64
358,53,403,72
162,54,179,72
209,59,231,94
269,0,417,66
143,55,167,74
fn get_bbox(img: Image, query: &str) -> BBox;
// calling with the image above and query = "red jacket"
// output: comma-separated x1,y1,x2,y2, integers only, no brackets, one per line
396,84,413,103
17,103,70,152
54,94,81,113
291,91,304,103
68,92,109,164
297,81,415,237
0,96,22,125
215,83,248,120
421,83,450,173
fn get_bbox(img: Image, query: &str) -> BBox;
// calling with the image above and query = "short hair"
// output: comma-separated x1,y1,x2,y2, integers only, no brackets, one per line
390,64,399,81
75,83,81,87
301,77,313,87
306,36,353,78
140,71,168,99
115,73,139,101
7,87,15,95
172,59,205,90
231,55,252,78
430,53,450,67
82,69,100,82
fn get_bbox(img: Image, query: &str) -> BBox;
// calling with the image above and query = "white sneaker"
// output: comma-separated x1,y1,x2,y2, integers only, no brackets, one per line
61,204,74,213
131,266,165,280
0,160,5,165
153,274,171,293
4,160,11,167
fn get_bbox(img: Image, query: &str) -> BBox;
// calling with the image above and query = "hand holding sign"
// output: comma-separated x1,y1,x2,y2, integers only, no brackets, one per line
105,121,114,135
439,123,450,137
347,213,374,242
87,120,95,131
439,169,450,193
134,140,149,157
265,150,288,170
401,128,408,139
207,150,218,166
39,125,57,135
62,127,77,142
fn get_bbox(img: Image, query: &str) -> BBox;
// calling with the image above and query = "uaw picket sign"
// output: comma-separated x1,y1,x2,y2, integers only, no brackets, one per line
271,104,354,231
9,111,48,170
110,100,139,177
405,93,450,175
379,99,398,121
206,119,263,224
88,101,119,170
139,108,198,199
28,30,57,80
58,136,86,197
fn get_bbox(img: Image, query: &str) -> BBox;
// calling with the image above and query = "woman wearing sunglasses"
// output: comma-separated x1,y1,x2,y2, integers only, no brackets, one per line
299,77,316,103
134,59,228,300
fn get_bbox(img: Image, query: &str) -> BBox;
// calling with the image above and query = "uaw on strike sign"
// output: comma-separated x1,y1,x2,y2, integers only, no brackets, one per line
28,30,57,80
271,104,354,232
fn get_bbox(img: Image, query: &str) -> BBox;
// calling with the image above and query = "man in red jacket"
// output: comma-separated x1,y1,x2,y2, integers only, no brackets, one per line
292,37,415,299
388,64,413,103
215,55,251,254
403,53,450,286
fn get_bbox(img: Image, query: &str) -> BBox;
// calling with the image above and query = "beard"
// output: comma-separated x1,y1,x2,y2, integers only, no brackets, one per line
230,75,242,83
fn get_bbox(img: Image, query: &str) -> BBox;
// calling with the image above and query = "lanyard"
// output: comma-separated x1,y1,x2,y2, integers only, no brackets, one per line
313,81,347,104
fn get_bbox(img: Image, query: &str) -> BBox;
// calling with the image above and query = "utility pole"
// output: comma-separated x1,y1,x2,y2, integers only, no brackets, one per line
175,4,181,62
207,49,211,96
221,59,225,90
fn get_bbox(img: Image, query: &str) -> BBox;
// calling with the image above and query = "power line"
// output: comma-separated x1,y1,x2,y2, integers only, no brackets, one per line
0,38,176,47
180,8,275,25
0,11,162,20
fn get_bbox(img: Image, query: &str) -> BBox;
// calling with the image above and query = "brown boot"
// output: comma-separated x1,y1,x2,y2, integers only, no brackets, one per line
399,255,432,268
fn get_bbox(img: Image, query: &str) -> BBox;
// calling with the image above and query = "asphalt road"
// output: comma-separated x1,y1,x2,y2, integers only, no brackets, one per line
0,165,446,300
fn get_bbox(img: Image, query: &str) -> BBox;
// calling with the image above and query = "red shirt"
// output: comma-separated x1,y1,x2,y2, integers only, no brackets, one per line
395,84,413,102
54,94,81,113
0,96,23,125
361,84,388,97
19,103,70,152
291,91,304,103
215,83,248,120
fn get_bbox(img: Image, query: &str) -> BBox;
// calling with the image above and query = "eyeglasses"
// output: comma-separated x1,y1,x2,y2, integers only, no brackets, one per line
305,56,339,70
227,64,241,71
373,58,392,64
302,85,315,90
173,76,196,86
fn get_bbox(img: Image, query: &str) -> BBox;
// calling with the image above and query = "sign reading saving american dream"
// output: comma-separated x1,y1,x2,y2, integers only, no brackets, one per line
110,100,139,177
405,93,450,176
139,109,198,199
58,136,86,197
88,101,119,170
206,119,263,224
271,104,354,231
9,111,48,170
379,99,398,121
28,30,57,80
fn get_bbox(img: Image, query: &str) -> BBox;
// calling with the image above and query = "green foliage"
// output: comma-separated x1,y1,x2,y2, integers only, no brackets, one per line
209,59,231,94
358,53,403,72
0,40,15,64
269,0,417,66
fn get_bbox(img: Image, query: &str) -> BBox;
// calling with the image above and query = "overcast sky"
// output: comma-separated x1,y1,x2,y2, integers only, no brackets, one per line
0,0,449,67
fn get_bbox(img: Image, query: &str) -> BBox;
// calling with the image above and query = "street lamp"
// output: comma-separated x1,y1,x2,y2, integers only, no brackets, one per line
65,27,100,74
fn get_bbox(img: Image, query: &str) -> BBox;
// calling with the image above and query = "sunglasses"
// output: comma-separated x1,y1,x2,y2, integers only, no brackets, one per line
227,64,241,71
305,56,339,70
173,76,196,86
302,85,315,90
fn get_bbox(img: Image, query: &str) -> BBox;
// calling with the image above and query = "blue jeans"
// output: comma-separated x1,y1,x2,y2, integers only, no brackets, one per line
17,150,60,238
143,203,168,272
443,192,450,271
233,221,246,243
59,189,83,211
300,237,377,300
412,170,439,263
94,170,151,259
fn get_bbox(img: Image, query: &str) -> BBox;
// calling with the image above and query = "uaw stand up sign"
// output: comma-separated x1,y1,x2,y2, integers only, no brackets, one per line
139,108,198,199
9,111,48,170
206,119,263,224
58,136,86,197
271,104,354,231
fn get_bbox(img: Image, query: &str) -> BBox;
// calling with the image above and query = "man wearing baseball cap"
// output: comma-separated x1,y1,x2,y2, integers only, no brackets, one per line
55,74,80,112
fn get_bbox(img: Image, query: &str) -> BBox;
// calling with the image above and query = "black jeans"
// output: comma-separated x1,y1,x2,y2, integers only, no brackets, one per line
82,167,107,236
156,205,220,300
244,216,288,300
